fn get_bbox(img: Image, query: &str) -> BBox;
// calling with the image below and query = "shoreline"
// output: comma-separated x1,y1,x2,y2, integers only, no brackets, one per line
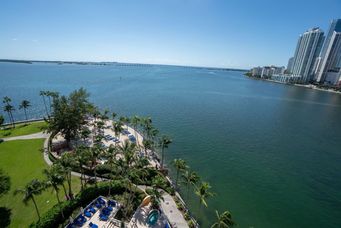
246,75,341,95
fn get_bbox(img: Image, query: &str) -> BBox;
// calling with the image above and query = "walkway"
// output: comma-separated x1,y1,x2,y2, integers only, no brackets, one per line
1,132,49,141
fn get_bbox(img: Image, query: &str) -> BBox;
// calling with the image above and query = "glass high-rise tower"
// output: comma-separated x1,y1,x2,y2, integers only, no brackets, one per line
291,28,325,83
315,19,341,84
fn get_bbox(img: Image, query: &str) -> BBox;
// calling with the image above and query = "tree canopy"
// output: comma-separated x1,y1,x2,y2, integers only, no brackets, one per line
46,88,94,144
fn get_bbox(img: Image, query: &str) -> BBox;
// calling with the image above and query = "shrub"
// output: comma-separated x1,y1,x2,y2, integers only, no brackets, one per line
188,220,195,228
184,212,190,220
94,164,112,175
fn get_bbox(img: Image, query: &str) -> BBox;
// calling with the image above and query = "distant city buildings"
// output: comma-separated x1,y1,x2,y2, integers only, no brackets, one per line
286,57,294,74
250,65,285,78
249,19,341,87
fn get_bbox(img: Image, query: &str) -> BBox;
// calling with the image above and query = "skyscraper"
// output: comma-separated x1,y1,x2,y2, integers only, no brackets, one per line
291,28,324,83
315,19,341,84
286,57,294,73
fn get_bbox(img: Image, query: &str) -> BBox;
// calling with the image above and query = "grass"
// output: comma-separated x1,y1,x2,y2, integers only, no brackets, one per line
0,139,81,227
0,121,47,138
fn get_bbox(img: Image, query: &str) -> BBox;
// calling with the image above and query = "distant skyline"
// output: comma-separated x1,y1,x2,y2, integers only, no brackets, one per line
0,0,340,69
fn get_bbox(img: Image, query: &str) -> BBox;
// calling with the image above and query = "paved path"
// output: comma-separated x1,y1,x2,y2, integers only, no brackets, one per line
1,132,49,141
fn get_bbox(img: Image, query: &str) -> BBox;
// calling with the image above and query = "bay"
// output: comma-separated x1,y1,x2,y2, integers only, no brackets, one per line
1,62,341,227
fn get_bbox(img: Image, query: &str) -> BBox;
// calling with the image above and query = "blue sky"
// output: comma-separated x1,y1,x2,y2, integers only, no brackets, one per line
0,0,340,69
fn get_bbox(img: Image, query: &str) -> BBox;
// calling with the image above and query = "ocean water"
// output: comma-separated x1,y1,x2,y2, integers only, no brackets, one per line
1,62,341,227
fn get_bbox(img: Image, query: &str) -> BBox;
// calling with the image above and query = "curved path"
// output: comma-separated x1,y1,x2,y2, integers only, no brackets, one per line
1,132,49,141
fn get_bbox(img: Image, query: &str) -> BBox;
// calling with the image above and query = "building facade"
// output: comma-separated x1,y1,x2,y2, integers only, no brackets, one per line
291,28,324,83
286,57,294,74
315,19,341,84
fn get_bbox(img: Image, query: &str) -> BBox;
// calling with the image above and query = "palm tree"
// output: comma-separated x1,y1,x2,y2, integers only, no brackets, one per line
149,187,164,209
14,179,45,220
58,153,76,199
195,182,214,208
112,112,117,121
39,91,49,117
75,146,91,189
0,115,5,128
142,139,153,155
130,115,140,143
118,140,137,169
159,135,172,169
173,158,188,189
3,104,15,128
119,116,130,131
43,165,65,218
89,145,103,186
211,210,235,228
45,91,59,114
106,146,120,196
3,96,15,128
113,120,124,142
19,100,31,120
182,170,200,200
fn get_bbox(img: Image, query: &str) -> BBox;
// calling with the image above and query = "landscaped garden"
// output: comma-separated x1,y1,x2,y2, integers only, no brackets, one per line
0,121,47,138
0,139,81,227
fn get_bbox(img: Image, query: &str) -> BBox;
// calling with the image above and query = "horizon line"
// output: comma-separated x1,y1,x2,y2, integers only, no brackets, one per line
0,58,249,71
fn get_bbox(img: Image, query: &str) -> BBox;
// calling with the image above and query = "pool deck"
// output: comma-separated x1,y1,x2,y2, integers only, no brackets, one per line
138,186,189,228
128,204,169,228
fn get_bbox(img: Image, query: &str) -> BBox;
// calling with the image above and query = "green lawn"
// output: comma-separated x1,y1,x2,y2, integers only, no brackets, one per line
0,139,81,227
0,121,47,138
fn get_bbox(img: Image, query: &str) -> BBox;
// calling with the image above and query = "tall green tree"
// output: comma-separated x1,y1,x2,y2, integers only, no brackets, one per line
142,139,153,155
3,96,15,128
211,210,235,228
46,88,93,146
105,146,120,196
182,170,200,200
45,91,59,114
43,165,65,218
0,115,4,127
89,145,103,186
119,116,130,131
113,120,124,142
58,153,76,199
149,186,164,209
173,158,188,188
19,100,31,120
130,115,140,143
14,179,45,220
39,91,49,117
159,135,172,169
0,169,10,197
75,146,91,189
195,182,214,208
112,112,117,121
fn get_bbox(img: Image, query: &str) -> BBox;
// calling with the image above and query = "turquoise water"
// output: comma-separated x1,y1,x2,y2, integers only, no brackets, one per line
1,62,341,227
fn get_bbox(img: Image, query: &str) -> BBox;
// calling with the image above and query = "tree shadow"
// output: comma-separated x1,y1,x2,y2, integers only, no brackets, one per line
0,207,11,227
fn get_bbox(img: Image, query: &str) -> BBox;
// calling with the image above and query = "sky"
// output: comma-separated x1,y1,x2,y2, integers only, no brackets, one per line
0,0,340,69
